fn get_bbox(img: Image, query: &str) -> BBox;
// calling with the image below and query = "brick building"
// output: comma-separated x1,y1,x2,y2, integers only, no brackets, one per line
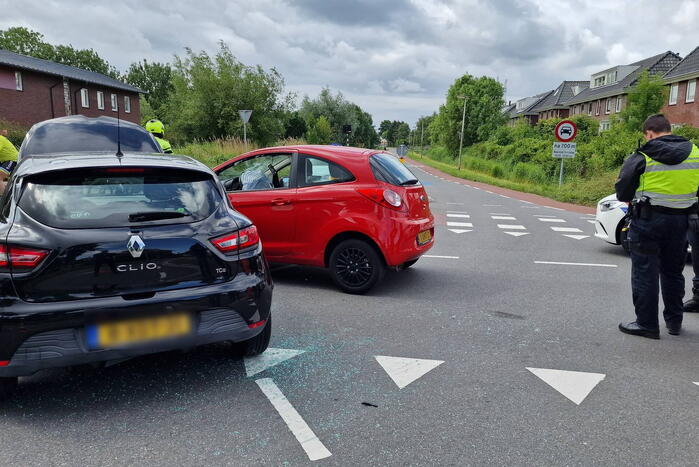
505,90,553,126
565,51,681,131
661,46,699,128
0,49,144,128
532,81,589,121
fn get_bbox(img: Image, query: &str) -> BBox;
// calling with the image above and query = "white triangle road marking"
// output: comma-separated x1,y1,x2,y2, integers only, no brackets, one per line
694,382,699,386
447,213,470,218
245,348,306,377
504,231,529,237
447,222,473,227
563,234,590,240
491,216,517,220
526,367,605,405
497,224,526,230
551,226,583,233
448,229,472,234
375,355,444,389
538,218,566,223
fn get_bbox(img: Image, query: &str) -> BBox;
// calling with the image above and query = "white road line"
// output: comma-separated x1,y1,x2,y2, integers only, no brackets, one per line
447,221,473,227
483,204,503,207
545,206,565,211
500,195,512,199
497,224,526,230
256,378,332,461
424,255,460,259
534,261,617,268
538,218,566,223
587,220,596,224
521,206,540,209
521,200,533,204
488,212,512,215
485,191,493,194
491,216,517,220
447,202,465,205
447,213,471,218
447,210,469,214
533,214,557,218
551,226,583,233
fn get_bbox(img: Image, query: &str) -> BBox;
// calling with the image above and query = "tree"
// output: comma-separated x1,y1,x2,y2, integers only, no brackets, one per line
430,74,506,156
618,71,667,132
125,60,173,116
306,116,332,144
0,27,119,78
350,104,378,148
283,111,307,139
415,113,436,146
163,42,292,145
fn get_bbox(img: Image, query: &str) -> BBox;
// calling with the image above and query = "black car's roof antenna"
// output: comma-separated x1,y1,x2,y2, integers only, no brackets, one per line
116,98,123,158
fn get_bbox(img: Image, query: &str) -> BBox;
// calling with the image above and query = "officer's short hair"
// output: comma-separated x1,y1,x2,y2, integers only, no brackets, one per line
642,114,672,134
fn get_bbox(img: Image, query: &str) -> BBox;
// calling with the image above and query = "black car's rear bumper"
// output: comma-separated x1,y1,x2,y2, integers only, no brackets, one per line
0,268,272,378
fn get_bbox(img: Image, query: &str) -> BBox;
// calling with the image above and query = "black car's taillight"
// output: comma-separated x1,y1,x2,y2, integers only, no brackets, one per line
211,225,260,254
0,244,50,272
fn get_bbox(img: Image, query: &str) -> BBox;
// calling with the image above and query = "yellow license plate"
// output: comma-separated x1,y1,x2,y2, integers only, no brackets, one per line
417,230,432,245
90,313,192,349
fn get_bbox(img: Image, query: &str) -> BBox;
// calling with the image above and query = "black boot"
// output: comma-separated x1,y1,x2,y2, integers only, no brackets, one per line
683,287,699,312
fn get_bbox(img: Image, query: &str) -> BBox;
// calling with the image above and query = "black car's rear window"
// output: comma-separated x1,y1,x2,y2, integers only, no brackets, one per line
18,168,221,229
370,153,420,186
21,124,161,157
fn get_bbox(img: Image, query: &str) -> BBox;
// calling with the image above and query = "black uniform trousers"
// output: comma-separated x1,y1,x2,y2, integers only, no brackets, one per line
629,212,688,330
688,229,699,291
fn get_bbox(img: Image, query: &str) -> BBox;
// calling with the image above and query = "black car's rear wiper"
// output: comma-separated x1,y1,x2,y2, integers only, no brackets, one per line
400,179,420,186
128,211,189,222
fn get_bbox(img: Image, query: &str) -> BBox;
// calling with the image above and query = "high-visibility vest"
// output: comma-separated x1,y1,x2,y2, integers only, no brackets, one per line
154,136,173,154
635,144,699,208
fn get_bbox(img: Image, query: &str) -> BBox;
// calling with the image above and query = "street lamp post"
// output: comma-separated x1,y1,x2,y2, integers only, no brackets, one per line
457,95,468,171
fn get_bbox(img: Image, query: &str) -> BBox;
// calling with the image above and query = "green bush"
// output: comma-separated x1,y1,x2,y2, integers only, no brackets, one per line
675,125,699,146
0,119,28,147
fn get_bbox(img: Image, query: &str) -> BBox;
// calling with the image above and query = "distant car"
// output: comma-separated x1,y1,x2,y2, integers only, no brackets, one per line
0,151,272,400
18,115,162,159
594,194,630,251
214,145,435,294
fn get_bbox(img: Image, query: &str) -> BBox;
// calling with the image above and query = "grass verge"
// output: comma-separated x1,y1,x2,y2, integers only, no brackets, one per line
409,150,616,207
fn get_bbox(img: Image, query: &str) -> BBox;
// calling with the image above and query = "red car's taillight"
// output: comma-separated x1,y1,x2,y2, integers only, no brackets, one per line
357,188,404,210
0,244,49,271
211,225,260,253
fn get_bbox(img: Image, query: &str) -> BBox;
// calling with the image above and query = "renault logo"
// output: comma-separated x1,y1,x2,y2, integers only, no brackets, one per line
127,235,146,258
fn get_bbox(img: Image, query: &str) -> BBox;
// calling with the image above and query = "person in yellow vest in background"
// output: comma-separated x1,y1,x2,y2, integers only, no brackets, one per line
144,119,173,154
615,114,699,339
0,129,18,194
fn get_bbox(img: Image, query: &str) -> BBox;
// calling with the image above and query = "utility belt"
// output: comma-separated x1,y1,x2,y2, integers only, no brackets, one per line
631,196,699,231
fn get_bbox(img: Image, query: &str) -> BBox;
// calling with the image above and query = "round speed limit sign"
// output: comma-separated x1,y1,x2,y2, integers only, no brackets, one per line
554,120,577,142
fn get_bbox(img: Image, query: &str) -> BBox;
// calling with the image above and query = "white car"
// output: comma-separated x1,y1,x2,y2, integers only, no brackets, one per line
594,194,630,250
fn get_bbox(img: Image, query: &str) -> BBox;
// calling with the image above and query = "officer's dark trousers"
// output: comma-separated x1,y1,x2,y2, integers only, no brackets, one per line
688,229,699,290
629,212,688,330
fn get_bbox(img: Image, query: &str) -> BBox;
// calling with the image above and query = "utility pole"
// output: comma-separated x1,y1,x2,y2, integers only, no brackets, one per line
420,121,424,148
457,95,468,171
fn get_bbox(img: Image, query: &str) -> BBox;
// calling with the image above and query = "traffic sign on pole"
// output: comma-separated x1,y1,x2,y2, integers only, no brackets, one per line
553,120,577,185
239,110,252,150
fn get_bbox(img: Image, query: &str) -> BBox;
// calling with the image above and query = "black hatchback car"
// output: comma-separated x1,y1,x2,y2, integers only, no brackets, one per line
0,151,273,400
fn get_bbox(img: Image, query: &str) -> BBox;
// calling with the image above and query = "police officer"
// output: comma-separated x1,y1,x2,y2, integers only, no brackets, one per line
144,119,173,154
0,129,18,163
616,114,699,339
682,232,699,312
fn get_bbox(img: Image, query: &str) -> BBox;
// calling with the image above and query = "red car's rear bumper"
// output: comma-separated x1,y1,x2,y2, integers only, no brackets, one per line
380,215,435,267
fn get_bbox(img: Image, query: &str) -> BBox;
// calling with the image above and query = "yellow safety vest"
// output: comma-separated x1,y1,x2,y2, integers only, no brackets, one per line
635,144,699,209
155,136,173,154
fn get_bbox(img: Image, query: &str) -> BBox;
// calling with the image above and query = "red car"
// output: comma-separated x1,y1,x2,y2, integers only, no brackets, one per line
214,145,434,293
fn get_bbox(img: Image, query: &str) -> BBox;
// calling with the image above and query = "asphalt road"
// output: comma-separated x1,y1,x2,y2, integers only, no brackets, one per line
3,160,699,466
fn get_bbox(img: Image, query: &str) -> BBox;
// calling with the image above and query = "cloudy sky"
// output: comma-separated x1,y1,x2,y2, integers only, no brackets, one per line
3,0,699,126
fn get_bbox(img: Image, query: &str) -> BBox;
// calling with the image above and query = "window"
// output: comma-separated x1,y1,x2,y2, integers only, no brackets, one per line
301,157,353,186
616,96,622,113
686,80,696,103
15,71,22,91
19,168,221,229
80,88,89,108
370,153,419,186
595,100,601,115
669,83,679,105
111,93,118,111
218,154,293,192
605,98,611,114
600,121,611,132
588,103,593,116
124,96,131,113
96,91,105,110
